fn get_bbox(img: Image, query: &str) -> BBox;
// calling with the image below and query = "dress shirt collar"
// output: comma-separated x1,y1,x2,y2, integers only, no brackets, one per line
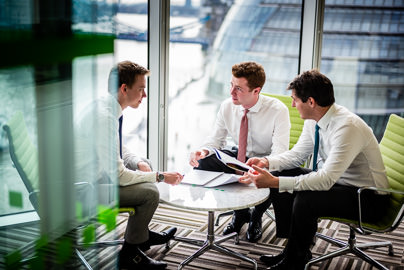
105,93,123,119
317,103,337,130
239,95,263,114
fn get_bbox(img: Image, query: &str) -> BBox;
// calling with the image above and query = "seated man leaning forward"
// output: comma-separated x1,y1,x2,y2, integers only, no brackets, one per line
241,69,390,270
189,61,290,242
76,61,183,270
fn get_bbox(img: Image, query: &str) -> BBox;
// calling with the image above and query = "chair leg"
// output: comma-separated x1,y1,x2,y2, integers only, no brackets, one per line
315,232,347,248
75,248,93,270
306,227,390,270
305,245,351,270
214,210,233,225
351,246,389,270
264,208,275,221
356,241,394,256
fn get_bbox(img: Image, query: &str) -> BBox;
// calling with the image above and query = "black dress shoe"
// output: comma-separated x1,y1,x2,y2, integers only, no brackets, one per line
119,246,167,270
246,218,262,242
260,251,285,267
266,252,311,270
223,211,250,235
139,227,177,251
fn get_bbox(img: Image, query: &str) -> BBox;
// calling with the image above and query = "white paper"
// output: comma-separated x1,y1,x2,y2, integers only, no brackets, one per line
204,173,240,187
181,170,223,185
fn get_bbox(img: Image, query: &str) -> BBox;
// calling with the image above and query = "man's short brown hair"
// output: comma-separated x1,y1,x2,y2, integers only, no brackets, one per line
108,61,150,94
232,61,266,91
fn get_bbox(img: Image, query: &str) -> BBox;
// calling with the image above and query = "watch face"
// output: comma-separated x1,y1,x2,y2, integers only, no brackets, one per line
158,173,165,182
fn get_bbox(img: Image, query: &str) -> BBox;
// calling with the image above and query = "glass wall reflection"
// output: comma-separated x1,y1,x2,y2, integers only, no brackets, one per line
0,0,124,268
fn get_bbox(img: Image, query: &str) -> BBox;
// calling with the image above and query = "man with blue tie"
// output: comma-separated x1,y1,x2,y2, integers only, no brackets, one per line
241,69,390,270
76,61,183,269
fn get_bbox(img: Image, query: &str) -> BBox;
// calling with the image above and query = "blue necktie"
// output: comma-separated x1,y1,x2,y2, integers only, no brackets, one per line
118,116,123,159
312,124,320,171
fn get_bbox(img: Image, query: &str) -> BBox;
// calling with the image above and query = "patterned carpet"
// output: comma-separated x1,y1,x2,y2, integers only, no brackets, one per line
1,203,403,269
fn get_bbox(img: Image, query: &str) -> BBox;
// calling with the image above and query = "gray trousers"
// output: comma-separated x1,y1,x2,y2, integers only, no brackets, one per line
119,182,160,244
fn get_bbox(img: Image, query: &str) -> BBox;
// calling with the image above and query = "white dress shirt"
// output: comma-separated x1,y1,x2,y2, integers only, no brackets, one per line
266,104,389,193
75,94,155,186
202,95,290,158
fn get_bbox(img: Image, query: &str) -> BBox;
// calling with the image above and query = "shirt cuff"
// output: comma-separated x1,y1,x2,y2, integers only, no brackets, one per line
278,176,295,194
266,157,280,171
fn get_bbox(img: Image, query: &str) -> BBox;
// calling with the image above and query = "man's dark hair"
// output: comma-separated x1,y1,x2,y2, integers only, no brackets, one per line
232,61,266,90
108,61,150,94
287,69,335,107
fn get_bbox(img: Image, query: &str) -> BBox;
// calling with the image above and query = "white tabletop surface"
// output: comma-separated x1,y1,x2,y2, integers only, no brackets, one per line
156,182,269,212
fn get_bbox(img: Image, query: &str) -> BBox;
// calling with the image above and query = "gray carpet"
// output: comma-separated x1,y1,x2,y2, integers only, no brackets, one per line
1,203,403,269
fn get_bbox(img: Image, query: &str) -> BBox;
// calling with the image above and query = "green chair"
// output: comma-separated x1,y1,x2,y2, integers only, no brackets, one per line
3,111,134,270
305,114,404,270
262,93,304,149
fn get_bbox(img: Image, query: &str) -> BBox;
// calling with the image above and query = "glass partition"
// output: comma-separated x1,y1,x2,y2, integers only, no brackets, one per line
0,0,127,268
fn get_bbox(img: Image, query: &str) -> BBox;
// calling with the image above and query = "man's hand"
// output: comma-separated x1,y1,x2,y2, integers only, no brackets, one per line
239,165,279,188
137,161,152,172
163,172,183,185
189,149,209,167
246,157,269,169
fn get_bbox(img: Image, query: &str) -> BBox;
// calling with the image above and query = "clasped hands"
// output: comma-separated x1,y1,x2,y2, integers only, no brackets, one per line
239,157,279,188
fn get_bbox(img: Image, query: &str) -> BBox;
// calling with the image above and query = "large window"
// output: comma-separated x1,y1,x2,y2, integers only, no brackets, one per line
321,0,404,140
167,0,303,172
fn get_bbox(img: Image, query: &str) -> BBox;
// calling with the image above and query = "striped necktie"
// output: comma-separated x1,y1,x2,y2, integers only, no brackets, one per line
312,124,320,171
237,109,249,163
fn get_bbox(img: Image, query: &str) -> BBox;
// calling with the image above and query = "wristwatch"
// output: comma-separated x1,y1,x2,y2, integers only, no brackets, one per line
156,172,165,182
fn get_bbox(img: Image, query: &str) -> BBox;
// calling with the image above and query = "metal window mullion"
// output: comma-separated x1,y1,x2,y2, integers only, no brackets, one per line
148,0,170,170
299,0,325,72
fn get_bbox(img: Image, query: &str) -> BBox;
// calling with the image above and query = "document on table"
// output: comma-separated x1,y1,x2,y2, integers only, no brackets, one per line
181,169,240,187
213,148,253,173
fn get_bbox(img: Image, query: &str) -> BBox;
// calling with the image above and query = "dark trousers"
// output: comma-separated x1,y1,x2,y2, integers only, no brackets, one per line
196,149,272,218
270,167,390,267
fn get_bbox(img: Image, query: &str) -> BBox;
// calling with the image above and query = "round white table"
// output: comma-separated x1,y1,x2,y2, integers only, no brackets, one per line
157,182,269,270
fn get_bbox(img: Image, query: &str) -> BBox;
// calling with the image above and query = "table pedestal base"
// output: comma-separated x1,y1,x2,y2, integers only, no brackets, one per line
173,211,257,270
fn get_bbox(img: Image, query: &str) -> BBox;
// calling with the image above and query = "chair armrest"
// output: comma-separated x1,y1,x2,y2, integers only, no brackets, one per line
357,186,404,233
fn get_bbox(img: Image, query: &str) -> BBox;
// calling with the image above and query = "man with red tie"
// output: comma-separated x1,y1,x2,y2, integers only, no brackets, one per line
189,61,290,242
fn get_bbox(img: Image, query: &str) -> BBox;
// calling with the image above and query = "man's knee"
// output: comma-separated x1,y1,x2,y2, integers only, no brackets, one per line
143,182,160,205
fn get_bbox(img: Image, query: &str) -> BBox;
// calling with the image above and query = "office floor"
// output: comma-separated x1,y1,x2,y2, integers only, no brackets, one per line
1,203,403,269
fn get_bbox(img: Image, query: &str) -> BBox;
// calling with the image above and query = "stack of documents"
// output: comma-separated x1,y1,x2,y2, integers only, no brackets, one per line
182,170,240,187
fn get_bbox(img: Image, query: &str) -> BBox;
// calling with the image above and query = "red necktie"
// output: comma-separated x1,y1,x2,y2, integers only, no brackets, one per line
237,109,249,163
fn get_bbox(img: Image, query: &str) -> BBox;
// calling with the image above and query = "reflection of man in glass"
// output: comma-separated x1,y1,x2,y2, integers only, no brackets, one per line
189,61,290,242
77,61,183,270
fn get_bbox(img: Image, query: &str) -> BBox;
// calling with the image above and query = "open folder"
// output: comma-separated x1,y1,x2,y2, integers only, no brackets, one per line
181,169,240,187
213,148,253,173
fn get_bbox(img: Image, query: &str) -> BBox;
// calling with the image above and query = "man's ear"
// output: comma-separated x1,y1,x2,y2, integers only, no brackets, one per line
119,84,127,94
308,97,316,107
254,87,261,94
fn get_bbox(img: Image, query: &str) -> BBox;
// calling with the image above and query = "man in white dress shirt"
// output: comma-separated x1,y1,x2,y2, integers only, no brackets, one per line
242,69,390,270
189,61,290,242
76,61,183,270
